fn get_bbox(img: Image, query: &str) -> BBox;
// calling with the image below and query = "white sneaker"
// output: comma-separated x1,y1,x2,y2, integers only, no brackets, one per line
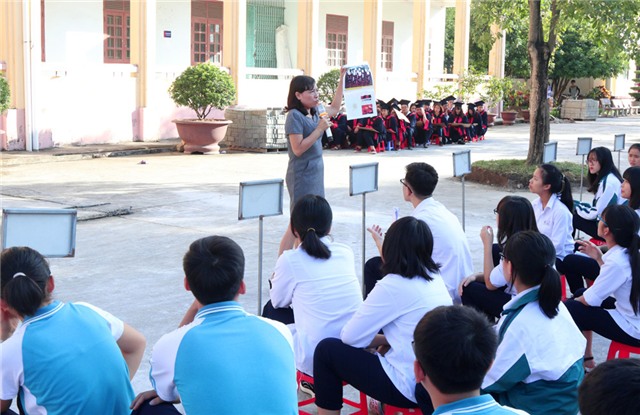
299,380,315,397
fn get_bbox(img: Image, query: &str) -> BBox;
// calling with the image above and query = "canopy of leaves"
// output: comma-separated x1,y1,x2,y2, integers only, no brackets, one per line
316,69,341,104
169,63,236,120
0,75,9,113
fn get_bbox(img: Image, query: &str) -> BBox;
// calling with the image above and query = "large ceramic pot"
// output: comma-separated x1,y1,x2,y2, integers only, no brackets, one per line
173,119,233,154
520,109,530,122
487,113,497,126
501,111,518,126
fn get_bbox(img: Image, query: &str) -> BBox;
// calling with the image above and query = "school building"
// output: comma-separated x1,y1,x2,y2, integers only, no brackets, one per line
0,0,634,151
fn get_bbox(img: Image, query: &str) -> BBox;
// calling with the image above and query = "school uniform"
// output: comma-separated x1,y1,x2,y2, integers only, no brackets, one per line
1,301,135,415
385,112,399,148
483,287,585,415
448,113,469,144
330,112,349,148
402,111,417,148
532,194,574,260
476,109,488,137
269,238,362,376
430,112,448,145
573,173,621,238
433,395,528,415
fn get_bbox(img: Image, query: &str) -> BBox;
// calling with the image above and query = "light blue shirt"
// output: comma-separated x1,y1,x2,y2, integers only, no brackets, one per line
1,301,134,415
434,394,528,415
150,301,297,415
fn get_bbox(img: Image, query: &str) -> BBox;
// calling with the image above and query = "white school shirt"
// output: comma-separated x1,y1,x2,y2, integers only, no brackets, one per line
583,245,640,340
341,273,452,402
532,194,574,260
411,197,474,303
575,173,621,220
270,238,362,376
489,261,517,296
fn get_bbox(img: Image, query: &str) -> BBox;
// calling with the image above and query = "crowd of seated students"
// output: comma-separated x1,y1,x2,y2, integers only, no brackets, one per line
326,97,489,153
4,155,640,415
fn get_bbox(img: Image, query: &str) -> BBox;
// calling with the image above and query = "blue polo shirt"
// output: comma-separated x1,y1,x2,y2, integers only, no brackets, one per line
150,301,297,415
433,395,528,415
1,301,135,415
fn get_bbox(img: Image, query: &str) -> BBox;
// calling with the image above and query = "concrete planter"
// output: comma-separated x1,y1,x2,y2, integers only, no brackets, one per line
561,99,598,120
173,119,232,154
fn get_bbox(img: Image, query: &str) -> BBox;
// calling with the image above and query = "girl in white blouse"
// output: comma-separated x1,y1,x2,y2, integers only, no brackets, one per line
313,216,452,415
565,204,640,372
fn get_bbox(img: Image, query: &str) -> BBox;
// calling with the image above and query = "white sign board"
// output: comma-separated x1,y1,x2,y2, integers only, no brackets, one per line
576,137,592,156
350,163,379,196
543,142,558,164
238,179,284,220
614,134,625,152
453,150,471,177
2,208,77,257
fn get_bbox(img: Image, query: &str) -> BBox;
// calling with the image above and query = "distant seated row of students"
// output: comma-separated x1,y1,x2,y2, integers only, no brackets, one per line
327,97,488,153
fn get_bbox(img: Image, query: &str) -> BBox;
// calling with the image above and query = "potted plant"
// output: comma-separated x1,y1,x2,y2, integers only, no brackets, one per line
502,79,528,125
170,63,237,154
480,76,509,126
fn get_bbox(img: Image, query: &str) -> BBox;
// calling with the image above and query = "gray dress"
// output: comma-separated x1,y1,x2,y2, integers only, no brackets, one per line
285,108,325,208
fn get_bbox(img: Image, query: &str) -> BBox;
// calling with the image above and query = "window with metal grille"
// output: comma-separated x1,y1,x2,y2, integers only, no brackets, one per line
191,0,223,66
326,14,348,68
104,0,130,63
381,21,394,71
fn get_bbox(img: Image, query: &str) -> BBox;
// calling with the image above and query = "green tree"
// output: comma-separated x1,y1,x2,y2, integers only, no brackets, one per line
316,69,341,104
471,0,640,165
0,75,9,113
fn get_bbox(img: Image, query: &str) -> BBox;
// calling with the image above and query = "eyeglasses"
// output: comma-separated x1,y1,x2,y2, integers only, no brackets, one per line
499,252,507,261
597,214,608,227
587,158,599,164
400,178,410,189
493,208,499,214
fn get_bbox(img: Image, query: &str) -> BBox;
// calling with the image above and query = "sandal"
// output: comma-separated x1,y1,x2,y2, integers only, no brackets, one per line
583,356,596,374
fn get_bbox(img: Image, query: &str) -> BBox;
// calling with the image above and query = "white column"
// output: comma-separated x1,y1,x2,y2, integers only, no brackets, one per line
429,4,446,79
296,0,319,76
452,0,470,76
223,0,247,104
412,0,431,94
363,0,382,86
487,24,505,78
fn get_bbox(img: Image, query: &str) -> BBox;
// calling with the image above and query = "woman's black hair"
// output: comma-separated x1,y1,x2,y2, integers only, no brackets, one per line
290,194,332,260
628,143,640,153
285,75,317,116
601,205,640,314
503,231,561,318
496,196,539,248
539,163,574,213
587,147,622,193
623,167,640,210
381,216,440,280
1,246,52,316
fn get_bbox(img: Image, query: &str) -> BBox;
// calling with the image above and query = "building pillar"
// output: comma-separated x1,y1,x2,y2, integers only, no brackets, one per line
428,4,446,78
223,0,246,104
0,0,40,151
452,0,470,76
296,0,319,77
130,0,157,141
363,0,382,86
487,24,505,78
412,0,431,96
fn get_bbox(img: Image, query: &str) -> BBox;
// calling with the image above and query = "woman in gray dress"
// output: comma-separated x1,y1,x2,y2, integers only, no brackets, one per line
279,69,345,255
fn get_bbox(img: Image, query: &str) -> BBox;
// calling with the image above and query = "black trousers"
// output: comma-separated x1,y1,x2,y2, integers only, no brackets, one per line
557,254,600,294
261,300,295,324
130,400,181,415
573,214,604,241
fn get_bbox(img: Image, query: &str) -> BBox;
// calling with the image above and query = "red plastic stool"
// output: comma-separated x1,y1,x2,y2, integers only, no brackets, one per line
297,371,367,415
606,341,640,360
560,274,568,301
376,141,385,153
384,405,423,415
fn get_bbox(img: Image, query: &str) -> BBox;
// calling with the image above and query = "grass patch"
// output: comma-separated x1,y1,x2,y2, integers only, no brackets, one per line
469,159,585,189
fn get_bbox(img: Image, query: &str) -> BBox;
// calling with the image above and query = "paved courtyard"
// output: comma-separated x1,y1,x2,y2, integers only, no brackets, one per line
1,115,639,412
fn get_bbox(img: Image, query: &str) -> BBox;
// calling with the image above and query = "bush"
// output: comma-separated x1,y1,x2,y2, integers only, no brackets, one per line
316,69,341,104
0,75,9,114
470,159,584,189
169,63,236,120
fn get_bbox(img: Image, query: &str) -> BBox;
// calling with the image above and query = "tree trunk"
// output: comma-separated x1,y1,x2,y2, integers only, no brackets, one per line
526,0,559,165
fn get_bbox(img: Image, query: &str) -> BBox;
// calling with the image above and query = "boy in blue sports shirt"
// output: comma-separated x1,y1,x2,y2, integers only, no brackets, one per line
413,306,528,415
131,236,297,415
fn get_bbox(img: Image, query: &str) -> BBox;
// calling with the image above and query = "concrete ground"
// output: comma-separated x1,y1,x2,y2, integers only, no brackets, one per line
1,115,639,412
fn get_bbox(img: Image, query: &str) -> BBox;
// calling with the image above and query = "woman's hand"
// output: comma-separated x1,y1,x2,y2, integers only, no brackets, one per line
367,224,385,256
130,390,165,410
316,116,332,133
459,273,482,296
576,240,604,264
480,226,494,247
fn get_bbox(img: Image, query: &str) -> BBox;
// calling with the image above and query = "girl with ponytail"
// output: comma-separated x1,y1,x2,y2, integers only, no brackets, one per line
529,164,574,268
0,246,146,415
565,204,640,371
482,231,585,415
264,194,362,377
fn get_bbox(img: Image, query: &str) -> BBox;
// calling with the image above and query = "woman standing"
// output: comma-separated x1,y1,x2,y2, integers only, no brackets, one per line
280,69,345,254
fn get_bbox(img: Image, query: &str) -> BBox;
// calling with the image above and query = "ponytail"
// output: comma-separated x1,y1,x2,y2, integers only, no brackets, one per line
290,194,333,260
1,247,51,316
538,265,561,318
559,176,574,214
539,164,573,213
300,228,331,259
503,231,560,319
